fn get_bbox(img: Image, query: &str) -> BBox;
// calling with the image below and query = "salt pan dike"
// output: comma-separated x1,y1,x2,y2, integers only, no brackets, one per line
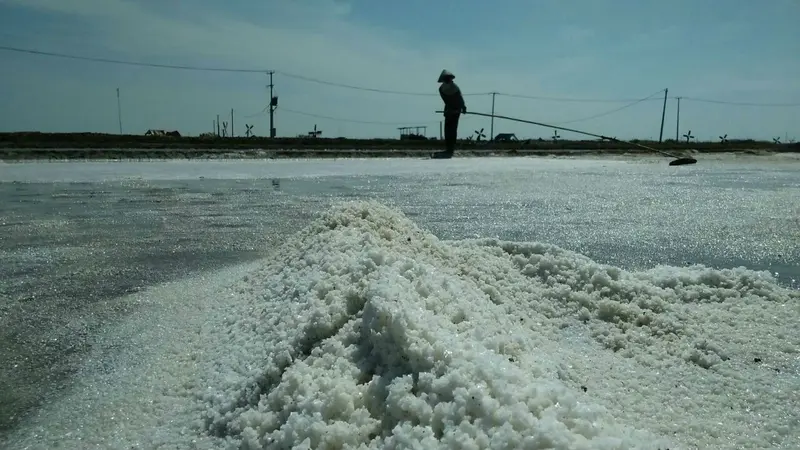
5,201,798,449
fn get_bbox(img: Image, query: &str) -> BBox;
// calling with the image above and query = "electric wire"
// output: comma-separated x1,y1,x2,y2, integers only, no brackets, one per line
0,45,486,97
677,96,800,107
274,71,491,97
495,92,663,103
242,106,269,119
255,106,439,126
550,89,667,125
0,44,267,73
3,44,796,106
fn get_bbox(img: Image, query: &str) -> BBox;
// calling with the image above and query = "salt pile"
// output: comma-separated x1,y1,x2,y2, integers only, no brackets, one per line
5,200,797,449
193,201,799,449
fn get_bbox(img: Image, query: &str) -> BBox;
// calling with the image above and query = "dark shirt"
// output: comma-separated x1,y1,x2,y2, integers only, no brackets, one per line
439,81,465,115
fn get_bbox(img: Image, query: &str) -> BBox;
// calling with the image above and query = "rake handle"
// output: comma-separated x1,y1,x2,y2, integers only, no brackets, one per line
437,110,687,160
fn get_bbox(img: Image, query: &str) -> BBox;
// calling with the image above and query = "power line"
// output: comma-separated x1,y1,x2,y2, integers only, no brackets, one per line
498,92,800,107
274,93,660,127
243,106,269,118
679,96,800,107
274,71,491,97
0,44,268,73
496,92,664,103
551,89,666,125
265,107,440,126
2,44,799,106
0,44,487,97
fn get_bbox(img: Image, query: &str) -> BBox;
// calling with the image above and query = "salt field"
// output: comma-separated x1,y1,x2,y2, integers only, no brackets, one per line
1,156,799,449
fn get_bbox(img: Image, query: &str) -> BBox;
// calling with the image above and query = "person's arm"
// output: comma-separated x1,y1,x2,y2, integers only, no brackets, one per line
455,84,467,113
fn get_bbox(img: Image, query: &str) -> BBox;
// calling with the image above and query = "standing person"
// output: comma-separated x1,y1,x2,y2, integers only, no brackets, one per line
433,69,467,159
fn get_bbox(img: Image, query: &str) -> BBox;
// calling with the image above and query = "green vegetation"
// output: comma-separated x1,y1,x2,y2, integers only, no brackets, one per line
1,131,796,160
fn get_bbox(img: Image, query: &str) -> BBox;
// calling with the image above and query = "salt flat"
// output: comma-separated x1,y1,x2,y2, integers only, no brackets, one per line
1,156,798,449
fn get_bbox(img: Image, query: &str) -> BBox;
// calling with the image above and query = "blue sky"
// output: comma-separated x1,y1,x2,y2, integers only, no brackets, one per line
0,0,798,141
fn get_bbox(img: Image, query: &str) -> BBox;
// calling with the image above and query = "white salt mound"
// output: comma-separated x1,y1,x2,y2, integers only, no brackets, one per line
5,200,796,450
193,201,799,449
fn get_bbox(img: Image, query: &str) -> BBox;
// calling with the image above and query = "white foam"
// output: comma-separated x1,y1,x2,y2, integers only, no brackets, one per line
5,201,799,449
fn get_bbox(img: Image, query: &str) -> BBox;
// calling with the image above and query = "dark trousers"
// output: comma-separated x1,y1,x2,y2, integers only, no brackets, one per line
444,113,460,154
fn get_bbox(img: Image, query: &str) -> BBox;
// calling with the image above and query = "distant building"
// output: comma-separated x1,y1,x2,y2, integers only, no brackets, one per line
399,126,428,140
493,133,518,142
145,129,181,137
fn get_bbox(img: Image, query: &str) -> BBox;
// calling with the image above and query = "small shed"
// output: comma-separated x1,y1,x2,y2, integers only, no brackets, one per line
494,133,518,142
145,129,181,137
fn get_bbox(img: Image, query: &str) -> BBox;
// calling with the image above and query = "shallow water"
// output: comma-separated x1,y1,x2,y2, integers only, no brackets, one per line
0,156,798,448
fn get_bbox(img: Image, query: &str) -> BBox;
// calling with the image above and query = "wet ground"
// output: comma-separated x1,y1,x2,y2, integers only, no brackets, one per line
1,156,798,438
0,178,316,434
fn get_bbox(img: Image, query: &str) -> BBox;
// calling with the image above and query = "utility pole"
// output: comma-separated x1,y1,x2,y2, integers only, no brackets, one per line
116,88,123,135
267,70,277,138
658,88,668,142
217,114,220,137
231,108,235,138
490,92,496,142
675,97,681,141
